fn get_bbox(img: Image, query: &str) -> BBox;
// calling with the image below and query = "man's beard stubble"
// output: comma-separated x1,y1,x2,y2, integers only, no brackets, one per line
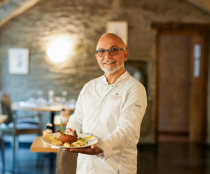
99,62,123,74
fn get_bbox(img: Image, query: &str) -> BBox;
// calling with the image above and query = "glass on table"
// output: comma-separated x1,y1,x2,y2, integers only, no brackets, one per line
48,90,55,105
48,90,55,97
65,98,76,110
38,98,47,106
36,90,46,106
61,91,68,105
55,97,61,103
23,97,37,108
27,97,36,104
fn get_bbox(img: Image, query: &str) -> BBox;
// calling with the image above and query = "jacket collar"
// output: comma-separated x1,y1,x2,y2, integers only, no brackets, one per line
102,71,129,85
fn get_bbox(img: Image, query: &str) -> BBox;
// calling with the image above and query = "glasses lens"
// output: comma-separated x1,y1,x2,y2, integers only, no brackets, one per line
109,48,118,56
98,49,106,57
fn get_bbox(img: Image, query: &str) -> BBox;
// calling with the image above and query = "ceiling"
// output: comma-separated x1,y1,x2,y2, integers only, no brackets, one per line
0,0,209,28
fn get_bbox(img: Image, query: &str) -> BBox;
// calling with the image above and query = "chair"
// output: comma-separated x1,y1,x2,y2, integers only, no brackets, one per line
0,92,43,170
0,114,8,173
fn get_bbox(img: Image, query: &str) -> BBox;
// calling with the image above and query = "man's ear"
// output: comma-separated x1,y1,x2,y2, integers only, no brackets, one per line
124,50,129,61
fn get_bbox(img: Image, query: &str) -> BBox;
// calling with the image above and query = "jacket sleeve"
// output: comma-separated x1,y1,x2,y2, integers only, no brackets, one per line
96,83,147,160
66,85,86,133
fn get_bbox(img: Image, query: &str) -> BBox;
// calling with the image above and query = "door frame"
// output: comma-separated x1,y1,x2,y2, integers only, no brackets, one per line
153,23,209,143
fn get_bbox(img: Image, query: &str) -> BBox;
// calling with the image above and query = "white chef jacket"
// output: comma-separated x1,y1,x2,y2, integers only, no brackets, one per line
67,71,147,174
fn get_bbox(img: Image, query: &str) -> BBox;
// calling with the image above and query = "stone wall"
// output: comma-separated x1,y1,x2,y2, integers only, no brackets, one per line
0,0,210,143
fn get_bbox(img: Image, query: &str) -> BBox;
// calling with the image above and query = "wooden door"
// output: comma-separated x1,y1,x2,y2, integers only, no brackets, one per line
157,31,208,143
189,35,208,143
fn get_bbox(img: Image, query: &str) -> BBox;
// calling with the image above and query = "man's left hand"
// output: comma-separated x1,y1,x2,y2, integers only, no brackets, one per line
63,144,103,155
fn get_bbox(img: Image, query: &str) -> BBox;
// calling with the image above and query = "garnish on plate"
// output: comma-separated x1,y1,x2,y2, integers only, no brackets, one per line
60,118,64,135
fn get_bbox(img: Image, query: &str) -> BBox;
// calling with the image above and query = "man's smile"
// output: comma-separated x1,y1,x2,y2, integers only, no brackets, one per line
103,61,116,65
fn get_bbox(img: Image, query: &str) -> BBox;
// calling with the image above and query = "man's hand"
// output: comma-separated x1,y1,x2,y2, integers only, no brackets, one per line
63,144,103,155
65,128,74,134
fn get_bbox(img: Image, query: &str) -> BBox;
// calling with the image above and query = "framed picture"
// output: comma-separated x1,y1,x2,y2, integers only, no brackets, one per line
8,48,29,74
106,21,128,46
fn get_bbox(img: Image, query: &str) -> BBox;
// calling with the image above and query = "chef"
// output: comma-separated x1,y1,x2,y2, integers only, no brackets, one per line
64,33,147,174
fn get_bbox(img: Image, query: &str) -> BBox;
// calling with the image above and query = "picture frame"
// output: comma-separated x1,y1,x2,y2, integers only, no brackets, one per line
8,48,29,74
106,21,128,46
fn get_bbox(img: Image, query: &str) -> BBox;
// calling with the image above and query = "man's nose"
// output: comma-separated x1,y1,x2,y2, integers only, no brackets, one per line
104,50,112,59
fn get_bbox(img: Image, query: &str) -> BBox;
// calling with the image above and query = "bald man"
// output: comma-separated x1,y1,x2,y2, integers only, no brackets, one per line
65,33,147,174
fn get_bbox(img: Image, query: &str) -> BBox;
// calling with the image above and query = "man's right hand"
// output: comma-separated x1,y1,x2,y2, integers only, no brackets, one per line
65,128,74,134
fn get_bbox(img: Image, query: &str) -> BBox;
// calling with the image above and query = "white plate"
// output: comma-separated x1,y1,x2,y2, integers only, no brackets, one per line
41,133,98,148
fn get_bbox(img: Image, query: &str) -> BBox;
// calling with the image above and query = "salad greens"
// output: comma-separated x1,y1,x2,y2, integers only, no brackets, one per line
60,118,64,134
78,137,86,142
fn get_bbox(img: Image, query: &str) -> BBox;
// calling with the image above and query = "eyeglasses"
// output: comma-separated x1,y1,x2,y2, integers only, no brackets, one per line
96,48,125,57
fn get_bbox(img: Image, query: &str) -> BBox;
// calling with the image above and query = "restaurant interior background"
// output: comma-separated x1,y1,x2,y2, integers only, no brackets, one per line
0,0,210,173
1,0,210,144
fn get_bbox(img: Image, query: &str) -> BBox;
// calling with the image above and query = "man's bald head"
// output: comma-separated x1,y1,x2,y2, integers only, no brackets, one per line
96,33,126,50
95,33,129,75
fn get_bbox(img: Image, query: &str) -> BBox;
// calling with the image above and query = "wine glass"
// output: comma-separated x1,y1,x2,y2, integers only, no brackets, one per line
48,90,55,105
61,91,68,104
36,90,45,106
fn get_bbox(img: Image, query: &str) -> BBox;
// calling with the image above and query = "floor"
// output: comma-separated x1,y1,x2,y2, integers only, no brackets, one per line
137,143,210,174
0,142,210,174
158,133,189,143
0,143,57,174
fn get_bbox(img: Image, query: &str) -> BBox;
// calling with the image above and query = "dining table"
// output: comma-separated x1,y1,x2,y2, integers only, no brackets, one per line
30,136,77,174
12,102,75,132
30,136,58,174
30,136,58,152
0,115,8,171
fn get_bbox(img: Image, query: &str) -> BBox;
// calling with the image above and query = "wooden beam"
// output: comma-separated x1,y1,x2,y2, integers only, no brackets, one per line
151,22,210,31
0,0,40,28
0,0,10,6
184,0,210,15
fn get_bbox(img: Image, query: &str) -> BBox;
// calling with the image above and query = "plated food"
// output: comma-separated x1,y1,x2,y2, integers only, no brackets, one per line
41,129,98,148
44,134,87,147
56,129,79,146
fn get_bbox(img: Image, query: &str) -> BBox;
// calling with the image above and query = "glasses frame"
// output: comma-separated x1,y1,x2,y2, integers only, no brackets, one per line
96,48,125,57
